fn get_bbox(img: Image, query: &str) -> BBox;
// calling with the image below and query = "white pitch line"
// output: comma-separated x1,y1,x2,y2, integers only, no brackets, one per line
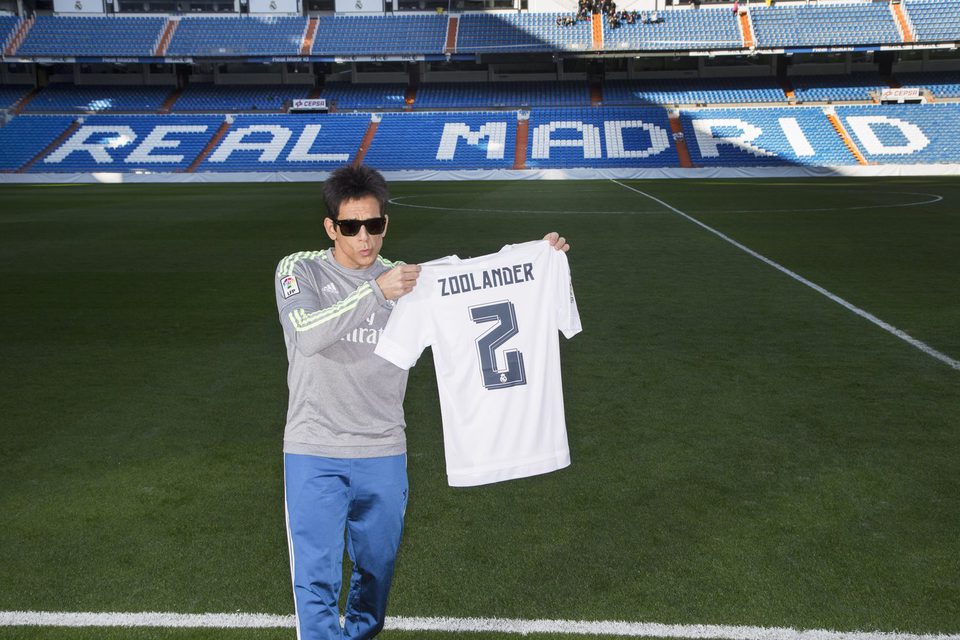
2,611,959,640
610,179,960,372
0,611,293,628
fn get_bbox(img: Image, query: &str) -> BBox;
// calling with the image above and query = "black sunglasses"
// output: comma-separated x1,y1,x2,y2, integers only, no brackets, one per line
332,216,387,237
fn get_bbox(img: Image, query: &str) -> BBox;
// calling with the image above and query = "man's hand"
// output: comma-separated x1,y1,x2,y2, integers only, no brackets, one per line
377,264,421,301
544,232,570,252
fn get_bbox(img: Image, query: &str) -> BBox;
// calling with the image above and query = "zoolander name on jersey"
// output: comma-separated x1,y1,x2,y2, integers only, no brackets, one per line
438,262,535,297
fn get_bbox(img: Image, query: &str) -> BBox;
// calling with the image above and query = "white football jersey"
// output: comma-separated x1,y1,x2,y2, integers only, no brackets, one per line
374,240,582,487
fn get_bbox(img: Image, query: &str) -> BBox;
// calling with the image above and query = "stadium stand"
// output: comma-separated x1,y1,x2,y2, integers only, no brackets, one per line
166,15,307,57
679,106,853,167
415,81,591,108
34,114,223,173
750,2,901,48
320,83,409,111
836,103,960,164
15,15,166,57
789,73,889,103
172,84,312,112
311,14,447,56
895,70,960,98
5,3,960,59
9,101,960,172
603,77,786,106
23,84,173,113
524,107,679,169
7,3,960,176
0,85,31,110
603,6,741,51
456,13,593,53
904,0,960,42
363,111,518,170
0,115,76,171
197,113,370,171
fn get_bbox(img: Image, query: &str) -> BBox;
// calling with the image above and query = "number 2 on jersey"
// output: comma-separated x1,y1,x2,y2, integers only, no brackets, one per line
469,300,527,390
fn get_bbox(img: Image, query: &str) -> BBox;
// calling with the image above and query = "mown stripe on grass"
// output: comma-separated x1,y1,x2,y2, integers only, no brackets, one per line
610,179,960,372
2,612,959,640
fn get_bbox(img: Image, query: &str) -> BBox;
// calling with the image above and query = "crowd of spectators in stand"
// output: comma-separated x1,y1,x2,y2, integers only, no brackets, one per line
556,0,663,28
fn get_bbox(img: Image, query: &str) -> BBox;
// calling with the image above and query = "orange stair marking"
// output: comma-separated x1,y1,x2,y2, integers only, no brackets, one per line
4,16,34,56
891,3,915,43
186,120,231,173
159,86,183,114
778,77,795,103
589,81,602,106
513,116,529,170
11,86,41,116
591,13,604,51
154,18,178,57
404,84,417,110
738,10,755,48
353,118,380,167
825,111,867,165
668,111,693,168
301,17,318,56
445,16,459,54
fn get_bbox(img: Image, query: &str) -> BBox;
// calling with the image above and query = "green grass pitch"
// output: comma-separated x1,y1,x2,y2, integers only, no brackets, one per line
0,177,958,639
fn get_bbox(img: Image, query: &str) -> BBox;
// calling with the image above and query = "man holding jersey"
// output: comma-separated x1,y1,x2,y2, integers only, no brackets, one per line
274,164,568,639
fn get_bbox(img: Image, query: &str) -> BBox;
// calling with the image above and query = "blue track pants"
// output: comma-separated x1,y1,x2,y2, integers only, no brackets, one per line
284,453,408,640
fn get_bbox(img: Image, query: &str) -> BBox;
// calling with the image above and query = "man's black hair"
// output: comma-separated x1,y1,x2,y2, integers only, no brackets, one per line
322,165,390,220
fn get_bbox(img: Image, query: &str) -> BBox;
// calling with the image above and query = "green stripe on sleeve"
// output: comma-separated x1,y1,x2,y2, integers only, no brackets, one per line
277,250,327,278
289,282,373,332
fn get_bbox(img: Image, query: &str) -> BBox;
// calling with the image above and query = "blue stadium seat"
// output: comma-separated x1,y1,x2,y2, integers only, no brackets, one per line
198,113,370,172
364,111,518,170
167,15,306,57
16,16,166,57
525,106,678,169
750,3,900,48
904,0,960,42
603,77,786,106
0,15,22,50
0,115,75,171
680,106,857,167
33,115,222,173
321,83,409,111
312,15,446,56
0,84,32,110
894,70,960,98
836,103,960,164
604,6,741,51
24,84,172,113
415,82,591,108
457,13,592,53
789,73,888,103
173,84,312,112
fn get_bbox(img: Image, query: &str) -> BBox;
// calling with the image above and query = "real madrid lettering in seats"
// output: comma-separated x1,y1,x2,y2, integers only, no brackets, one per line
21,105,952,174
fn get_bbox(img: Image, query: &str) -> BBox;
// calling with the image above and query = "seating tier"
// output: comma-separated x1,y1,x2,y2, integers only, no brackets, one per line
750,2,900,48
24,84,173,113
17,16,165,57
7,104,960,173
167,16,307,57
173,84,311,112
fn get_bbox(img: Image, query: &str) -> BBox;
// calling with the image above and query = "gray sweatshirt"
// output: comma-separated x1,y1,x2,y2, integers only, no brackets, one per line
274,249,408,458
